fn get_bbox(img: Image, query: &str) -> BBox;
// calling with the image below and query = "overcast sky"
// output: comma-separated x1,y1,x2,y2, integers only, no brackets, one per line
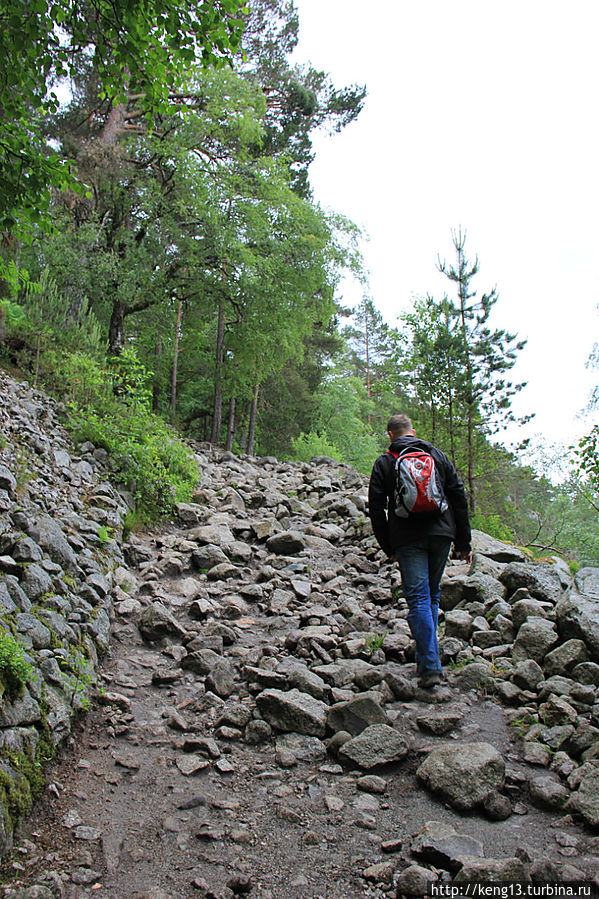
292,0,599,450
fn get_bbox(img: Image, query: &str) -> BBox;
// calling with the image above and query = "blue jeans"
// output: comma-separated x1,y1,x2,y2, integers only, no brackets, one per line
395,537,452,675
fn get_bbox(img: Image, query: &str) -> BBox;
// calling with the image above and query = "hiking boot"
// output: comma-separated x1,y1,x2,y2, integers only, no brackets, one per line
419,670,441,689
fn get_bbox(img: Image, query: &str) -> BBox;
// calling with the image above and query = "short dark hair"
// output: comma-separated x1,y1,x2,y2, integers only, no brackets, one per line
387,414,413,436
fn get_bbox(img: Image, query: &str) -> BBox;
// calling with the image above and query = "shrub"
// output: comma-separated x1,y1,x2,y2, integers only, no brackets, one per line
0,632,33,700
290,431,342,463
470,512,514,544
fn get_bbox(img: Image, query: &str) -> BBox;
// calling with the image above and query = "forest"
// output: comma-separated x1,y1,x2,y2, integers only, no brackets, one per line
0,0,597,564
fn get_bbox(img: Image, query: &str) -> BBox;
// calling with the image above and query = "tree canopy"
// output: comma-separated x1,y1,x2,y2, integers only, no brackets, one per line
0,0,247,235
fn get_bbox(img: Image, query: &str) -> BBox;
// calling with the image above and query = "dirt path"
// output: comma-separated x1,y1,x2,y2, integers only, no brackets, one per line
0,518,595,899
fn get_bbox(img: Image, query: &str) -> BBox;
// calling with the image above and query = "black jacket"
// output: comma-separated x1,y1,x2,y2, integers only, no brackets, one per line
368,435,471,557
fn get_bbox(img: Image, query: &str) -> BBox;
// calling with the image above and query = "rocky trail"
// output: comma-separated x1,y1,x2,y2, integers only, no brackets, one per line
2,373,599,898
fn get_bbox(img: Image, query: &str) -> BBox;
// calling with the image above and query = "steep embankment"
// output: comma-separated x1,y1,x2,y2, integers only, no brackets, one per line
2,371,599,898
0,370,126,850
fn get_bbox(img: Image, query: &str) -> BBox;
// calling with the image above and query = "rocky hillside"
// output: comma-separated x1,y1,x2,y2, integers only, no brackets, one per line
2,369,599,897
0,371,130,851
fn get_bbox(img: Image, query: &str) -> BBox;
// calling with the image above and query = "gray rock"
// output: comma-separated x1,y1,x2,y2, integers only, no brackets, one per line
471,530,526,562
191,545,229,570
244,719,273,744
512,659,545,691
37,514,78,572
529,774,569,809
395,864,437,895
416,710,463,735
357,774,387,794
0,689,41,727
265,530,307,555
573,662,599,685
0,465,17,495
384,669,416,700
0,583,17,613
190,523,235,547
175,502,203,524
441,573,505,611
511,597,552,629
338,723,409,769
0,556,21,577
88,607,111,651
326,692,388,736
20,563,53,601
575,567,599,598
453,662,496,692
512,616,558,662
16,613,52,650
287,666,330,701
556,590,599,662
444,609,473,639
417,742,505,811
256,689,328,737
500,562,564,604
138,602,186,641
205,661,236,698
568,766,599,827
411,820,484,872
181,648,222,675
544,639,588,676
453,857,530,884
11,537,43,563
313,659,379,688
275,733,326,762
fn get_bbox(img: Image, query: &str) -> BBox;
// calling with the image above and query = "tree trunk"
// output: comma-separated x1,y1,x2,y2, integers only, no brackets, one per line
225,397,236,451
152,334,162,411
108,299,126,356
467,404,476,515
210,298,225,443
247,383,260,456
171,297,183,415
100,99,128,147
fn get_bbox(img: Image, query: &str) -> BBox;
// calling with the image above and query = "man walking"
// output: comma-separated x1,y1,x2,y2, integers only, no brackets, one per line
368,414,472,689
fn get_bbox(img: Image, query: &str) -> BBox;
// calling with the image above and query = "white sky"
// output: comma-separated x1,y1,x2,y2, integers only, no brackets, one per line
292,0,599,449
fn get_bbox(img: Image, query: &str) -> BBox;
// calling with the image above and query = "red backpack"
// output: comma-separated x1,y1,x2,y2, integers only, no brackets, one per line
387,447,448,519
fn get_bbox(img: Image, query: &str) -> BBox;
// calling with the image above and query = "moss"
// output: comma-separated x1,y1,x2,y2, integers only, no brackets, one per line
0,755,35,833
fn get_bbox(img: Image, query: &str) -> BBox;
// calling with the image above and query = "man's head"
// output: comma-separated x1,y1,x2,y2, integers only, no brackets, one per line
387,414,415,439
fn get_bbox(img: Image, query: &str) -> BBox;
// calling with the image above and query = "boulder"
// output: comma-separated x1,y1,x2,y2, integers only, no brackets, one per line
500,562,564,604
138,602,186,641
326,693,388,736
411,820,484,872
556,589,599,661
568,765,599,827
256,689,328,737
265,531,307,555
453,857,530,884
471,530,526,562
0,465,17,495
338,723,409,769
512,616,558,662
36,514,78,572
417,742,505,811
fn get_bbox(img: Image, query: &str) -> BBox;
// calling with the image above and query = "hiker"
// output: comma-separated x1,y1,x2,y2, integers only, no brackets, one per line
368,414,472,689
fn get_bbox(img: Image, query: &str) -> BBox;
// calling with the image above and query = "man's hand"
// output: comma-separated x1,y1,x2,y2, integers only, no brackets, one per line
453,550,473,563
